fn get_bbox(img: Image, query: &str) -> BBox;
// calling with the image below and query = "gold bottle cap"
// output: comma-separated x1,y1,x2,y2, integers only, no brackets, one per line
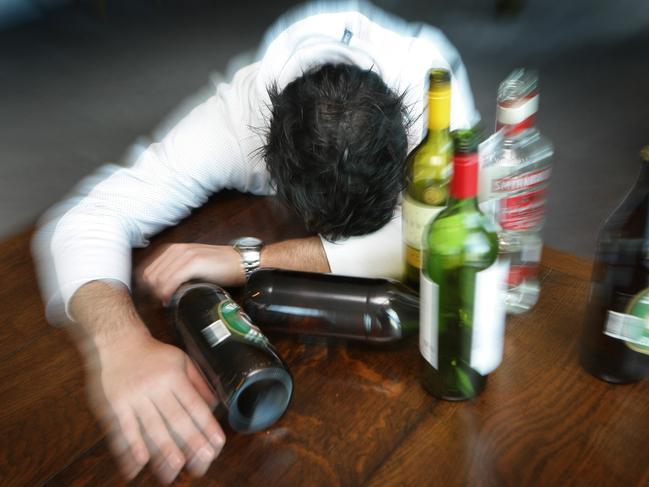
641,146,649,162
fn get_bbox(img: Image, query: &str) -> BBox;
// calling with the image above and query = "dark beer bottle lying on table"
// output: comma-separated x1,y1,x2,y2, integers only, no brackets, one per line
242,269,419,344
171,282,293,433
580,146,649,383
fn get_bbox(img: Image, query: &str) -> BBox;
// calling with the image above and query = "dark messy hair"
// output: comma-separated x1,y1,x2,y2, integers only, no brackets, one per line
262,63,410,241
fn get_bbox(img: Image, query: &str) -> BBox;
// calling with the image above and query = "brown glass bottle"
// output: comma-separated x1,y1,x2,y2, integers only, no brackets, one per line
580,147,649,383
242,269,419,344
171,282,293,432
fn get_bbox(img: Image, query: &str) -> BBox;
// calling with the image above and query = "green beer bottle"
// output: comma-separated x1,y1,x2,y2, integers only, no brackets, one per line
420,130,509,400
403,69,454,288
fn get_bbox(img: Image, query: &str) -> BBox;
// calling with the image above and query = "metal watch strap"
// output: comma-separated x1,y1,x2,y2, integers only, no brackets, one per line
232,237,264,280
239,248,261,279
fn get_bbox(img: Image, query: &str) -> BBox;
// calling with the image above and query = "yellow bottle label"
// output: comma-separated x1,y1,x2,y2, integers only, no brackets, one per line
402,194,445,268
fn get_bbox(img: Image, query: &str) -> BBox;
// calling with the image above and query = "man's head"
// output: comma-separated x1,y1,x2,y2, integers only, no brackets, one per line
263,63,409,241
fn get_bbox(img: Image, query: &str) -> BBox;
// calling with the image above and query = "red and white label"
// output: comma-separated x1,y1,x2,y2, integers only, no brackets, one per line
508,264,538,286
499,187,548,231
492,167,551,193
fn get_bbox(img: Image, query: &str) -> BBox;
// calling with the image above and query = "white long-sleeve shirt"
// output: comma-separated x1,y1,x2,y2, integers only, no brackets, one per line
33,1,479,324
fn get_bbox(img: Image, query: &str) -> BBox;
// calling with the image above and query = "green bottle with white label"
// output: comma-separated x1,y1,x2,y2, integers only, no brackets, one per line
171,282,293,432
580,147,649,383
420,130,509,400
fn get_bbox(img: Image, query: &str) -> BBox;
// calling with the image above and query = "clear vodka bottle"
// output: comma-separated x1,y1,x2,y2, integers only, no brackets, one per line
479,69,554,314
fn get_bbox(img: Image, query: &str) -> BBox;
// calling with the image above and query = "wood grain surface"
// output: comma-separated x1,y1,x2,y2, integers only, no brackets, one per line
1,191,647,487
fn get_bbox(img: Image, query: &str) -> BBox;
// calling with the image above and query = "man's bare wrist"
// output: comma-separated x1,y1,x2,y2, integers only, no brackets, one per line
69,279,150,349
261,236,330,273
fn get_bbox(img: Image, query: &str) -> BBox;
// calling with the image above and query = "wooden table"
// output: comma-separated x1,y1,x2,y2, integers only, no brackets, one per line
2,191,648,487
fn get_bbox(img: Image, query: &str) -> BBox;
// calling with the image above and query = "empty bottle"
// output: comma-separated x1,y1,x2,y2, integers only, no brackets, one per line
242,269,419,344
171,282,293,433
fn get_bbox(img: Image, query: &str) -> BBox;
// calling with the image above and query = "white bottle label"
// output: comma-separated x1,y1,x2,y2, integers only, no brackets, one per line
605,311,649,354
201,319,231,348
402,194,444,249
419,271,439,369
470,259,510,375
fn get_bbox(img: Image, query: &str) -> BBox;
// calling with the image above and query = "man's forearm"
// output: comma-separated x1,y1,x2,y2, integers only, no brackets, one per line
261,236,330,273
68,280,150,350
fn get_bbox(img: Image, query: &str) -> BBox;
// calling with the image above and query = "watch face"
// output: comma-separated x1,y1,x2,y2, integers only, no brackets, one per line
234,237,263,249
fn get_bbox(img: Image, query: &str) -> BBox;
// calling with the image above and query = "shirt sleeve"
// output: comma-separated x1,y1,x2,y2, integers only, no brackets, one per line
32,63,268,324
319,211,404,280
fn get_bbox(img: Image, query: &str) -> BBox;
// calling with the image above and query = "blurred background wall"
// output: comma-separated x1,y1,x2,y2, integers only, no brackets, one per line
1,0,648,258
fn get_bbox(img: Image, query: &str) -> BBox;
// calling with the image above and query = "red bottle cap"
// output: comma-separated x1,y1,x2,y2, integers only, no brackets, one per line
451,153,479,199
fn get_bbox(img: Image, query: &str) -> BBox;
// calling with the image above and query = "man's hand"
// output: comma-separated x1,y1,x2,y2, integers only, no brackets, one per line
139,237,331,305
69,280,226,484
90,332,225,484
139,244,244,304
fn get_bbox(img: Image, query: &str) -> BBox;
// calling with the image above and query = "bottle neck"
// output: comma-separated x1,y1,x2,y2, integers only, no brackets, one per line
450,152,479,200
496,93,539,136
427,86,451,132
638,160,649,182
426,127,451,144
387,285,420,333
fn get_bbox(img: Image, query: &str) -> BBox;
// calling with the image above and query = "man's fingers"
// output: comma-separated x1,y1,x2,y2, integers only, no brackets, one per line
155,254,196,303
153,391,216,477
175,371,226,453
116,408,150,465
107,435,142,480
104,409,149,480
135,399,185,485
140,244,180,289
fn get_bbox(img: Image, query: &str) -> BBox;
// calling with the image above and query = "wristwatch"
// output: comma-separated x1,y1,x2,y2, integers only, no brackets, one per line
231,237,264,279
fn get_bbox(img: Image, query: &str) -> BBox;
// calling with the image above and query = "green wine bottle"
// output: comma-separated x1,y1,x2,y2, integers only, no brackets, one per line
403,69,453,288
420,130,509,400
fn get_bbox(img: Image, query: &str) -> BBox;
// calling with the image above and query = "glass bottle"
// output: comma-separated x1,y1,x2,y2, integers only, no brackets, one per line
420,130,509,400
171,282,293,432
403,68,453,288
580,147,649,383
242,269,419,344
479,69,553,314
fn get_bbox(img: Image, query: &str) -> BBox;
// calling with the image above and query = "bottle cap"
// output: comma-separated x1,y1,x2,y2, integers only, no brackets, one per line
451,130,479,199
496,68,539,133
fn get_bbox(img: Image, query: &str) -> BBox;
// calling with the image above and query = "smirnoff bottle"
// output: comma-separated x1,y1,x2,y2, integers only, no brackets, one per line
479,69,554,314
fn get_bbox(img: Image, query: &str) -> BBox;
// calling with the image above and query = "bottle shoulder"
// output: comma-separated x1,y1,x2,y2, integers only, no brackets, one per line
498,129,553,170
600,191,649,241
407,142,452,168
426,205,499,262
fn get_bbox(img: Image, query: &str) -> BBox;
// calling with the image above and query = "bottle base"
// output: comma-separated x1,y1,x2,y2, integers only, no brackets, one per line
580,353,647,384
505,279,540,314
421,367,488,401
